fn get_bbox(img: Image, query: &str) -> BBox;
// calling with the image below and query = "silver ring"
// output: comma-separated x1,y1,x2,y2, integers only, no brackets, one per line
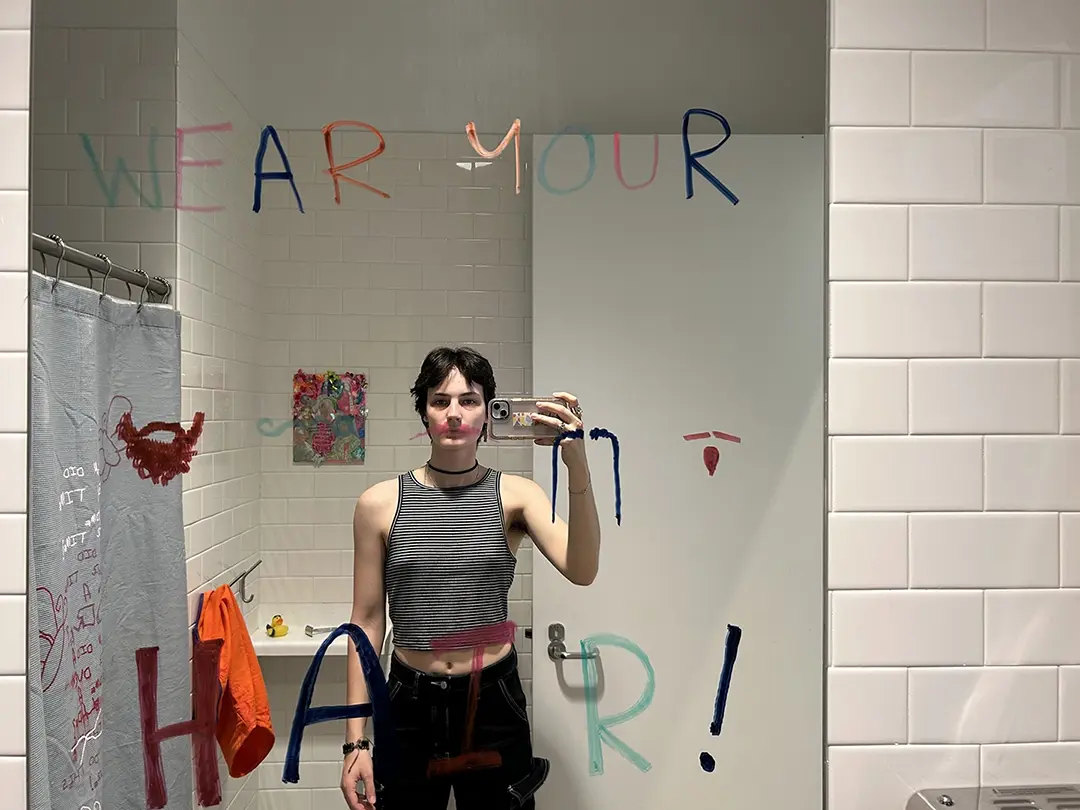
570,405,583,418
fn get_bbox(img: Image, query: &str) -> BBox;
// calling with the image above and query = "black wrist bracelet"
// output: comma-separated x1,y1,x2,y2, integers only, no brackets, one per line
342,737,372,757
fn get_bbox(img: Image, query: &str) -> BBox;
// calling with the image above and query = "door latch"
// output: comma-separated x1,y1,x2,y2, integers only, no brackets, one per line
547,622,599,662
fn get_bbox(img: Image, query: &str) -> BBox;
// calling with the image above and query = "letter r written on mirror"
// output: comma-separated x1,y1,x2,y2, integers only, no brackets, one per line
323,120,390,202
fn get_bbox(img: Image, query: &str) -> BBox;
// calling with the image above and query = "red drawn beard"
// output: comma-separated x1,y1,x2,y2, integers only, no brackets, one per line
115,411,206,486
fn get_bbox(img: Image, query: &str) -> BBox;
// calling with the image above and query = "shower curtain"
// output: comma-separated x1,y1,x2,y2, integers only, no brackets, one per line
27,272,194,810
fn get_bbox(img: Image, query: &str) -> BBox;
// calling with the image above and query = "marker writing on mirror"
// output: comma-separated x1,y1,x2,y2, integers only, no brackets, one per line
428,620,518,777
537,125,596,195
590,428,622,525
256,418,292,437
253,125,304,214
700,623,742,773
281,623,396,785
684,430,742,476
429,421,482,437
550,427,622,525
703,445,720,476
682,108,739,205
581,633,655,775
466,119,522,195
613,133,659,191
683,431,741,444
551,428,584,522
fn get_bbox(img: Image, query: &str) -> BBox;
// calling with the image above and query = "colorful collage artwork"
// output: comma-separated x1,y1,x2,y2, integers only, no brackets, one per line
292,370,367,466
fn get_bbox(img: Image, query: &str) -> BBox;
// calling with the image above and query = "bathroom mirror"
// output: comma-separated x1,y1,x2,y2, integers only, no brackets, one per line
22,1,827,808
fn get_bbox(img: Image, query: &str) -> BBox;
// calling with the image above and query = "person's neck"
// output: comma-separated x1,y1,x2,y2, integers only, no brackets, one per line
424,447,481,484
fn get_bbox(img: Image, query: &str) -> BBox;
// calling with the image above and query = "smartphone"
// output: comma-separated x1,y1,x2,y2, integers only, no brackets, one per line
487,396,563,441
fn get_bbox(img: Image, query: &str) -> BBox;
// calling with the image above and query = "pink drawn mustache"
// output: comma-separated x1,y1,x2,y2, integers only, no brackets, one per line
411,423,483,440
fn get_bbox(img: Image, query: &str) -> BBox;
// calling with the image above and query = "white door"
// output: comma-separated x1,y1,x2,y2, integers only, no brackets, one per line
529,133,825,809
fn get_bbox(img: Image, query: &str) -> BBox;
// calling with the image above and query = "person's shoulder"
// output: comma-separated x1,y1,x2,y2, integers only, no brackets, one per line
353,477,401,543
498,472,547,505
356,475,400,512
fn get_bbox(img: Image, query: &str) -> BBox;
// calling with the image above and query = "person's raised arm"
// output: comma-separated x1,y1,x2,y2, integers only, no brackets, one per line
341,486,388,810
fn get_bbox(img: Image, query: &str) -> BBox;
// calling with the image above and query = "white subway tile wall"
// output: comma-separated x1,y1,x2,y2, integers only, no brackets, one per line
0,0,30,804
175,29,263,618
30,1,178,291
252,128,534,806
829,1,1080,809
175,30,262,810
28,8,262,808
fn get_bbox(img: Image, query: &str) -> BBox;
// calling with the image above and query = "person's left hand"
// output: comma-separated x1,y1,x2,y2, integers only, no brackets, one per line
531,392,588,469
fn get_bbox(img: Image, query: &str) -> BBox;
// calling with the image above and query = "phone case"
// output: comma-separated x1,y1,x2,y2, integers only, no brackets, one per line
487,396,563,441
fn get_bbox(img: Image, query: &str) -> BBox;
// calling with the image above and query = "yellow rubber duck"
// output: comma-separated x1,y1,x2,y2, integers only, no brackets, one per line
265,614,289,637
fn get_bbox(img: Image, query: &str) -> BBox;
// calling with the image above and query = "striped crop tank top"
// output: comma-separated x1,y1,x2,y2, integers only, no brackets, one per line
384,468,518,651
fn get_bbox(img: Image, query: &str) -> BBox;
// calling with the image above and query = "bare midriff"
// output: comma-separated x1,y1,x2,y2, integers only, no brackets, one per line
393,641,514,675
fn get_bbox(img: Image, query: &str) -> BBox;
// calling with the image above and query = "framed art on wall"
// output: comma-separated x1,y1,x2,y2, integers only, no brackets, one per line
291,369,367,466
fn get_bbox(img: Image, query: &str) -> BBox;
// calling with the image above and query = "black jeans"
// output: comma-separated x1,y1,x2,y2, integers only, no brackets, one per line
379,647,549,809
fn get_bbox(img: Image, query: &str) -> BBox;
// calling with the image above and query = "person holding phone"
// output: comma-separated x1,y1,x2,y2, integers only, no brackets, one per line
340,345,603,810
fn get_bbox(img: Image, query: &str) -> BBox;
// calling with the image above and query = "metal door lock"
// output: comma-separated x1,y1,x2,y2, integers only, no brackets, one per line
547,622,599,662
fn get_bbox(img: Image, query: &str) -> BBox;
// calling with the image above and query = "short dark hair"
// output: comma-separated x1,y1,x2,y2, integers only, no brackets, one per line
410,346,497,423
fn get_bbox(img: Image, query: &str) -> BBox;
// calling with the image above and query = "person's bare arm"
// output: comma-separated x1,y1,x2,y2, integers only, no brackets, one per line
519,392,602,585
345,484,391,744
515,472,601,586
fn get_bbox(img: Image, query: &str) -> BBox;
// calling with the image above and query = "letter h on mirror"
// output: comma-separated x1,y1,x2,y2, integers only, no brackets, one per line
137,638,223,809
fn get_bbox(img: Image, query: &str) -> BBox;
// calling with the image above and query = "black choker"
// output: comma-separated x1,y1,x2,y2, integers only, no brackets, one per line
426,460,479,476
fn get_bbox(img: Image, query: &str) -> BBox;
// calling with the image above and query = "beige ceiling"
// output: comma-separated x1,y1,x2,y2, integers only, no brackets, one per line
180,0,827,134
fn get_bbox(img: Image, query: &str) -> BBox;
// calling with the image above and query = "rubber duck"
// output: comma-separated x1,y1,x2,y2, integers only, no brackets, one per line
265,615,289,637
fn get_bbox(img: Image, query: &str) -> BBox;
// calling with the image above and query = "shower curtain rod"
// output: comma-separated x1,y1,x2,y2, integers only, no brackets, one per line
32,232,172,301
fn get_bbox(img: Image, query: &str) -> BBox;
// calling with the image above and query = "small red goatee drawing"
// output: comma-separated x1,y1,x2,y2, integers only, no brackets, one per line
703,445,720,476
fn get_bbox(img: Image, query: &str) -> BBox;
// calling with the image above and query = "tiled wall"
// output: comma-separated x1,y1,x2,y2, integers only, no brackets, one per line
175,28,262,810
25,5,263,807
0,0,30,804
29,0,177,292
253,128,535,805
828,1,1080,808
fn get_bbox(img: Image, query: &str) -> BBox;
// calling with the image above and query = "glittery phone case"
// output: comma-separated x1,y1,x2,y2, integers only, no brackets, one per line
487,396,563,441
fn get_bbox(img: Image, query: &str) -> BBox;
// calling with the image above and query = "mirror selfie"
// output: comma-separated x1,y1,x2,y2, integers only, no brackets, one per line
16,1,828,809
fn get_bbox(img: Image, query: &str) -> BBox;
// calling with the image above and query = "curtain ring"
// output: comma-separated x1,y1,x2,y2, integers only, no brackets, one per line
135,268,150,312
152,277,172,305
95,253,113,300
48,234,66,291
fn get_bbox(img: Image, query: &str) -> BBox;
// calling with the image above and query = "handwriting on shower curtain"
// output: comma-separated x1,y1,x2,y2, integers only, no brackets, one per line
42,457,105,797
